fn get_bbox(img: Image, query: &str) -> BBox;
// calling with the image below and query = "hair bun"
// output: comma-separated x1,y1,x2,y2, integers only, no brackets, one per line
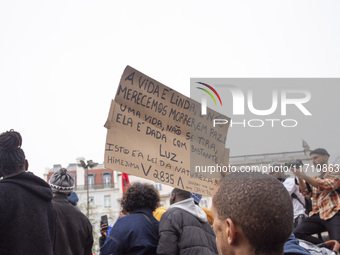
0,130,22,151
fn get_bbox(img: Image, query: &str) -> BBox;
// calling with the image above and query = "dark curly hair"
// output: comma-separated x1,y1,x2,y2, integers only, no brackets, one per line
121,182,160,214
0,130,26,175
213,172,293,254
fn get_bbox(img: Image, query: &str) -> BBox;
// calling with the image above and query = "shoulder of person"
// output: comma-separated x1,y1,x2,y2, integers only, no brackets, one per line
165,206,184,214
162,207,185,220
282,176,297,186
116,213,147,225
110,215,139,235
283,176,295,182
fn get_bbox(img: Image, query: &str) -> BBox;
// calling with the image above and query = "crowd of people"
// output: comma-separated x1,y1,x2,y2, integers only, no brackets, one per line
1,129,340,255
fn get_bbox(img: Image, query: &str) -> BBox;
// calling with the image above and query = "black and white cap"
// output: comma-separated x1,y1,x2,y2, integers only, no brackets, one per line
49,168,75,194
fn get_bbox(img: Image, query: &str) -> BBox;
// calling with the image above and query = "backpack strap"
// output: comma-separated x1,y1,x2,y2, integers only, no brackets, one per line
135,212,158,235
278,175,290,183
293,177,311,214
291,192,305,207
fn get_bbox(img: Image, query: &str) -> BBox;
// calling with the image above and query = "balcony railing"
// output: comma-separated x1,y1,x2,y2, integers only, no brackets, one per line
74,183,115,191
229,150,311,166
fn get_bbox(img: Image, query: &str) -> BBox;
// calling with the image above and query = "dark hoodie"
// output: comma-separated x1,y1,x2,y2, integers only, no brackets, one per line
0,171,56,254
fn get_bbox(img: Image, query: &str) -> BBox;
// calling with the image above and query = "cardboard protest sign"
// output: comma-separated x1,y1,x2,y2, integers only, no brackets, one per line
104,66,230,196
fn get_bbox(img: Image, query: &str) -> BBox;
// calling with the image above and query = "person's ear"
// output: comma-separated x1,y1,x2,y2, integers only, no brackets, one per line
171,193,176,201
225,218,237,245
324,155,329,163
170,192,176,205
25,160,29,171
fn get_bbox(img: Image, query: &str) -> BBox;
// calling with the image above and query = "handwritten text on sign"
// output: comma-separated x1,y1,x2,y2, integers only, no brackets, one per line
104,66,230,196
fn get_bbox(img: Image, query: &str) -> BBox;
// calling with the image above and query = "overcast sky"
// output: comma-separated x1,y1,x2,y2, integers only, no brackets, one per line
1,1,340,178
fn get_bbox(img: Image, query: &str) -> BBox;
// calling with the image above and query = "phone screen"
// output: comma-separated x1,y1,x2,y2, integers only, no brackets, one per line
101,215,108,224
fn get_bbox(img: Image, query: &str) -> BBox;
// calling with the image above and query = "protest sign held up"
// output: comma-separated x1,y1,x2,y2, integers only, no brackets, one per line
105,66,230,196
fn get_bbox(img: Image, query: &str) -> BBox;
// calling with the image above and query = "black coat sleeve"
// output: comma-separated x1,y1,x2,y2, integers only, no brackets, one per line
157,210,182,255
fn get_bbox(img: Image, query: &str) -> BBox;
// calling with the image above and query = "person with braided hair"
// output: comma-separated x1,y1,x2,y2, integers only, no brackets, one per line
0,130,56,254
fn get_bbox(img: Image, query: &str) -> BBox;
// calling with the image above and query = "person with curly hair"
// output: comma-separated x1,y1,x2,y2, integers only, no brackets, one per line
0,130,56,254
100,182,160,255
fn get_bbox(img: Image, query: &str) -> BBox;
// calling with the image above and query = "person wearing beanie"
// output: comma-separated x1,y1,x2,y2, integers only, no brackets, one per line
292,148,340,244
50,168,93,255
190,192,203,205
0,130,56,255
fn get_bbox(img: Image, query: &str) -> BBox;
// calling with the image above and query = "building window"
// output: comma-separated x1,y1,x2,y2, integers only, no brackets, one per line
104,195,111,208
102,172,112,188
87,174,95,189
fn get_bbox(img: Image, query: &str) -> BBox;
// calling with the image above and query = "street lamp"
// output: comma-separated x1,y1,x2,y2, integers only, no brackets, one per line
78,159,98,218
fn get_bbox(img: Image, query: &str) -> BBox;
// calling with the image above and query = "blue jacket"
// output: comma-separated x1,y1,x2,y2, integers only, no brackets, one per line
284,234,311,255
100,208,159,255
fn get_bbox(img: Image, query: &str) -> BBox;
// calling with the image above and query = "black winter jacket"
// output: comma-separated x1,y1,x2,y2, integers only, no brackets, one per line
0,171,56,254
157,198,218,255
52,194,93,255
